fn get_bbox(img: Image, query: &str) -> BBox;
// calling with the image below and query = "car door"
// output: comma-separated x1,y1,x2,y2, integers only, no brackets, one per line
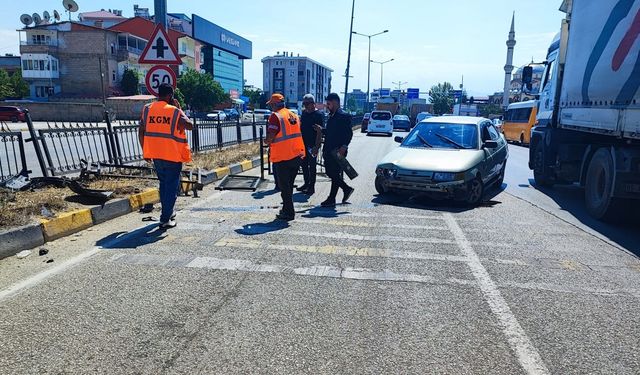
480,121,496,182
487,122,507,177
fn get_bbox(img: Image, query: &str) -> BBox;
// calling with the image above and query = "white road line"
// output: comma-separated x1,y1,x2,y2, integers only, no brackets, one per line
0,223,158,304
443,213,550,375
0,247,101,303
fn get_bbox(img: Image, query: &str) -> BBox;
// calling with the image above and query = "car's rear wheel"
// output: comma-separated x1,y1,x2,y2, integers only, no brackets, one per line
465,176,484,206
375,176,386,195
11,116,18,122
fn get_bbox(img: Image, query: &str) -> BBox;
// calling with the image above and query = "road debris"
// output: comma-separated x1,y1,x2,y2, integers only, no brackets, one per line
16,250,31,259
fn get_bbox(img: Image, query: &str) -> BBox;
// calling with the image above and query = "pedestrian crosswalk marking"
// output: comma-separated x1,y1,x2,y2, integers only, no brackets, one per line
213,237,469,263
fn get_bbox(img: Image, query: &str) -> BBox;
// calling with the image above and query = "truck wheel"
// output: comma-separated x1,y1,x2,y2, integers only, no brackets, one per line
533,142,553,187
375,176,386,195
585,148,624,221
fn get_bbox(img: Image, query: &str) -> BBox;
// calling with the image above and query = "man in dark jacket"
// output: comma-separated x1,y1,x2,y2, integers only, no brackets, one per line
320,93,354,207
297,94,323,195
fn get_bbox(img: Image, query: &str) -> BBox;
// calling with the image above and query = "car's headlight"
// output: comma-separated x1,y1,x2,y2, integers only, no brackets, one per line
376,167,397,178
433,172,464,182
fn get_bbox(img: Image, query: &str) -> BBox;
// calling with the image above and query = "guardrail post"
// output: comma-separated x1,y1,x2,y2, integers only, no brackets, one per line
104,110,120,165
259,126,265,181
24,110,49,177
216,116,223,149
252,112,257,141
191,115,200,153
236,116,242,144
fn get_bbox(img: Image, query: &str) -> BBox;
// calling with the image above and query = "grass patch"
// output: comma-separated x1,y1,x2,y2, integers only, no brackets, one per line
190,143,260,170
0,187,70,228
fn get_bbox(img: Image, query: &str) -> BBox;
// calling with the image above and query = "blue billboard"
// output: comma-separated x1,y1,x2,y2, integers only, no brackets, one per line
407,88,419,99
192,14,252,59
379,88,391,97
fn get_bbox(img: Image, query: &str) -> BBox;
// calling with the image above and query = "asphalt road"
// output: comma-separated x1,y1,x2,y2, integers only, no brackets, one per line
0,130,639,374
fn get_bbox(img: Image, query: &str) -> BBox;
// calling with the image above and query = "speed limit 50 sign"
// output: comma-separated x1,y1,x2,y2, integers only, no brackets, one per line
145,65,177,96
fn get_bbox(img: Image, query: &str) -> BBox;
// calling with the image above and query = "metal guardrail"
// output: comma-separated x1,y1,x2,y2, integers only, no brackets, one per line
0,122,28,182
20,111,269,178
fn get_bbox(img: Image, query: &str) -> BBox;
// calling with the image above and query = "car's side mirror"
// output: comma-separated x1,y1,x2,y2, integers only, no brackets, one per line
483,140,498,149
394,136,404,144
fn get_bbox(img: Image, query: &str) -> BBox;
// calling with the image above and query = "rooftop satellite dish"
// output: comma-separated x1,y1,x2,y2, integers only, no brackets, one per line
53,10,61,21
20,14,33,27
32,13,42,25
43,11,51,22
62,0,79,13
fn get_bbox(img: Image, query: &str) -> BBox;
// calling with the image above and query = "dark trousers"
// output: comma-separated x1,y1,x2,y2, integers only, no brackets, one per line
324,151,350,201
301,148,317,189
153,159,182,223
274,156,303,216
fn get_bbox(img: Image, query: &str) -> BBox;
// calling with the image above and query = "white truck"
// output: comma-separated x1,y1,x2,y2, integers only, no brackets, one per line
526,0,640,220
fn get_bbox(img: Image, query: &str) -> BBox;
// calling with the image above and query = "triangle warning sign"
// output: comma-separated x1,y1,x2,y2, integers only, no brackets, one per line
138,23,182,65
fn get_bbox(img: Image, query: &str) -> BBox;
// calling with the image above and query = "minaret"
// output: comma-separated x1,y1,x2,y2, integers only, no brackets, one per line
503,12,516,109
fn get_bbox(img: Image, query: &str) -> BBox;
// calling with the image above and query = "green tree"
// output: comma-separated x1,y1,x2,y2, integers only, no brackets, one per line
178,69,228,111
9,71,29,98
121,68,140,96
479,104,504,118
347,97,357,113
242,87,262,108
0,69,15,99
429,82,455,115
174,87,186,109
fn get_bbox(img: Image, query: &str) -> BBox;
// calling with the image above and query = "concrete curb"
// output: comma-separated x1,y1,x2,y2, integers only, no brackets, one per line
0,155,267,260
0,224,45,259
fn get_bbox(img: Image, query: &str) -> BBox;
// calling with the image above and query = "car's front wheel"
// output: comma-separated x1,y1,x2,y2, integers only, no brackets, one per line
465,176,484,206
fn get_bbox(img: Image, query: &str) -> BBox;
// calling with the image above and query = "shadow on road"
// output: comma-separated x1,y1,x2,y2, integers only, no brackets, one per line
96,223,167,249
528,179,640,257
235,220,290,235
251,188,280,200
371,182,506,212
300,206,350,219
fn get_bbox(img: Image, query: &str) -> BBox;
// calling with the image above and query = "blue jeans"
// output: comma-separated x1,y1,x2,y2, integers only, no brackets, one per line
153,159,182,223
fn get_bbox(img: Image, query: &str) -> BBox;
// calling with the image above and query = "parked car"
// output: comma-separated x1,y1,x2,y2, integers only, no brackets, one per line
0,106,26,122
415,112,433,124
492,118,504,133
253,109,272,120
361,112,371,133
206,110,227,120
223,108,240,120
392,115,411,132
367,110,393,136
375,116,508,205
360,112,371,133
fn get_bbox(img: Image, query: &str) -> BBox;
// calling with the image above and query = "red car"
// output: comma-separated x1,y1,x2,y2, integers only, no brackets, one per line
361,112,371,133
0,106,26,122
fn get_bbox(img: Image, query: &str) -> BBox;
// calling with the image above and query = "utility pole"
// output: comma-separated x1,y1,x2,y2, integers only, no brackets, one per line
154,0,167,29
343,0,356,110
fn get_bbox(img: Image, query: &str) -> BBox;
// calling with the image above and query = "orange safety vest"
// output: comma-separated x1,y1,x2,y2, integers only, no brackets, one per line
142,101,192,163
270,108,306,163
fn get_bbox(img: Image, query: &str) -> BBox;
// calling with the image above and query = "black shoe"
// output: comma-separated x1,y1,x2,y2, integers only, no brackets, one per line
296,184,309,192
342,187,354,203
320,199,336,207
275,212,295,221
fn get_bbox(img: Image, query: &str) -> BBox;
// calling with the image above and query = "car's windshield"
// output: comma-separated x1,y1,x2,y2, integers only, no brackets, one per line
402,122,478,149
371,112,391,120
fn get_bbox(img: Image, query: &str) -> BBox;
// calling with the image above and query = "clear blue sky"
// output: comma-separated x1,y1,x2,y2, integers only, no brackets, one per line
2,0,564,98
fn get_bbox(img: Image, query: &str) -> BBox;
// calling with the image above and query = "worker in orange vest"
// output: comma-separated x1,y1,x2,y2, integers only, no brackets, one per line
264,93,306,221
138,83,193,229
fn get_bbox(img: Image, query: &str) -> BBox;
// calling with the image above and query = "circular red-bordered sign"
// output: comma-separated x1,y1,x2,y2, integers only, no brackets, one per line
145,65,177,96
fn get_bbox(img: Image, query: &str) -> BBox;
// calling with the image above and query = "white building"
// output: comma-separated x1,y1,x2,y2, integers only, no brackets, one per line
262,52,332,108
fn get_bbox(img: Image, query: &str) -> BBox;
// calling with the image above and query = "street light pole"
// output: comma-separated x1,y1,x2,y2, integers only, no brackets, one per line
371,58,394,96
343,0,356,110
352,30,389,106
